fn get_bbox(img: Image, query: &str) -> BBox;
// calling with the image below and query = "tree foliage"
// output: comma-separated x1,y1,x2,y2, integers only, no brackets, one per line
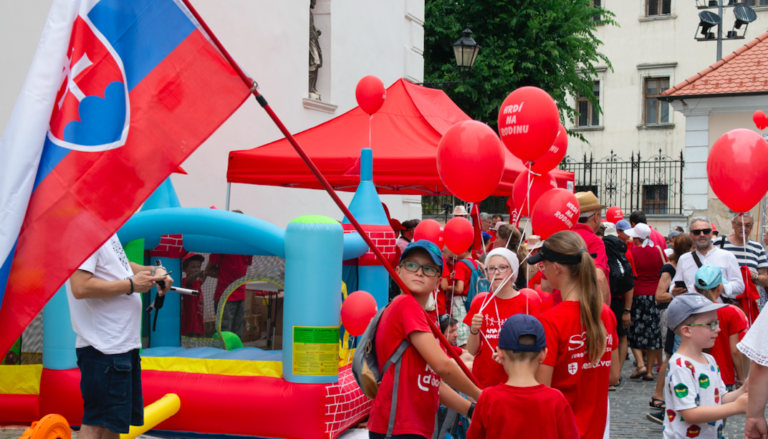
424,0,617,135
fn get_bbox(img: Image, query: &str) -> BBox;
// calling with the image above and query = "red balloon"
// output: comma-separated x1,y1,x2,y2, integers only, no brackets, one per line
707,129,768,213
471,292,490,308
518,288,543,309
512,170,557,217
531,189,580,239
355,75,386,115
437,120,506,202
413,219,443,246
497,87,560,163
753,110,766,130
605,206,624,224
443,217,475,254
341,290,378,336
530,123,568,173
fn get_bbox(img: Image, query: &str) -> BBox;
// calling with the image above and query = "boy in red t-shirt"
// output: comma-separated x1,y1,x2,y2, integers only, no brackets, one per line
467,314,579,439
442,246,474,346
368,241,482,439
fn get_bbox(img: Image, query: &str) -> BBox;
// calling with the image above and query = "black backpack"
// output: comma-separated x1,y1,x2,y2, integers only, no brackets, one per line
603,235,635,298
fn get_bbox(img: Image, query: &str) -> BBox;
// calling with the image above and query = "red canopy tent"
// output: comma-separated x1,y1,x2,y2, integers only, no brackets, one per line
227,79,573,196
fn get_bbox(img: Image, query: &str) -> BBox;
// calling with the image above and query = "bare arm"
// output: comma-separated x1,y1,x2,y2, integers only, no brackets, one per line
535,364,554,387
441,277,450,291
756,268,768,287
745,362,768,439
453,280,465,296
623,288,634,329
596,268,610,305
466,313,483,356
70,269,169,299
679,394,747,424
730,333,746,385
439,382,471,415
655,273,673,304
409,331,481,400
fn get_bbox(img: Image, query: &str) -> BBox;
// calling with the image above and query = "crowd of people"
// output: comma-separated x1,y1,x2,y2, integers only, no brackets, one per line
368,194,768,439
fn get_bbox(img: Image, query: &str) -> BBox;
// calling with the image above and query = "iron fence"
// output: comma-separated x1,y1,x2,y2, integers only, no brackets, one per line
559,149,685,215
422,195,509,221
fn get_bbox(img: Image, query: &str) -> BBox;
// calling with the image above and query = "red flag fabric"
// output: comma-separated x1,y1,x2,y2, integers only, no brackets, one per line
0,0,249,355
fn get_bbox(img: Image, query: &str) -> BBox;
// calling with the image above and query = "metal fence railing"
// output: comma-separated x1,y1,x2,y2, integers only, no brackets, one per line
559,149,685,215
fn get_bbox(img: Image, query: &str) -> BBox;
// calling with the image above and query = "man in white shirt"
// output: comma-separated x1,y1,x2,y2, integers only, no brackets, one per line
671,217,744,299
68,234,172,439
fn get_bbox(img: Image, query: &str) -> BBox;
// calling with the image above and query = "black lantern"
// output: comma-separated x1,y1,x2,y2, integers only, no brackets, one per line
452,27,481,80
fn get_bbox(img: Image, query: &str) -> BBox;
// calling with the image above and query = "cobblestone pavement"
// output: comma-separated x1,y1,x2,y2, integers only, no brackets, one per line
610,351,767,439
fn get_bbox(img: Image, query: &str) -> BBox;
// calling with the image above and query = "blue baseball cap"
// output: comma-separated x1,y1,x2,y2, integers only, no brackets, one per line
498,314,546,353
615,220,632,231
695,265,729,290
401,241,444,269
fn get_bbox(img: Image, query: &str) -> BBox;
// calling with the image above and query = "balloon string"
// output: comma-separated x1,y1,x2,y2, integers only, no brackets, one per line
449,256,457,315
741,213,754,327
369,114,372,150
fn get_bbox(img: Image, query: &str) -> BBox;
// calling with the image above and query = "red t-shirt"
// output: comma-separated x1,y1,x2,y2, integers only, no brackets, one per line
209,254,253,302
570,225,609,276
711,305,747,385
733,305,748,340
629,244,667,296
368,295,439,438
443,259,474,297
467,384,579,439
463,293,541,388
649,227,667,250
625,250,638,277
539,301,618,439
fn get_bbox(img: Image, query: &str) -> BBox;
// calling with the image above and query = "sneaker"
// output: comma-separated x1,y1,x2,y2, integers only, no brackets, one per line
645,410,664,425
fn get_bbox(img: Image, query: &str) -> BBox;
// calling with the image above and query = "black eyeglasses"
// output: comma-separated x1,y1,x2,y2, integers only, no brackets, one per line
691,229,712,236
400,261,440,277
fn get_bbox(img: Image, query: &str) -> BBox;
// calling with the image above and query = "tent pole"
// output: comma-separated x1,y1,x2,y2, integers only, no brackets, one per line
225,182,231,211
179,0,479,388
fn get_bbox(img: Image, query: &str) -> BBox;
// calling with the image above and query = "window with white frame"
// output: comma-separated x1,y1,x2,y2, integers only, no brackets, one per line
644,78,670,125
577,81,601,127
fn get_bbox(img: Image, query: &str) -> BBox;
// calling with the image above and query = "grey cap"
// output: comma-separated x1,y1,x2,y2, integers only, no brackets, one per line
668,230,681,239
666,293,726,331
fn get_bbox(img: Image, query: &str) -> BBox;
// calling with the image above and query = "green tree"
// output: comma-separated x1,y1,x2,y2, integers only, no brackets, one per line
425,0,616,134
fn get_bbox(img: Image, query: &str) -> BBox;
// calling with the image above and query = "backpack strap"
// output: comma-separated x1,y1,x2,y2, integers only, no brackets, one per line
692,251,703,268
719,237,726,249
384,340,410,439
459,259,476,270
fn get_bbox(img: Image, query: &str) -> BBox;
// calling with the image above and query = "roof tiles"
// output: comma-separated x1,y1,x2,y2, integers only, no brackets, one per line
663,31,768,97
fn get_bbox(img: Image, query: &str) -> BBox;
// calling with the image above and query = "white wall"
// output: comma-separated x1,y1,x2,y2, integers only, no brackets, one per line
0,0,425,228
567,0,768,162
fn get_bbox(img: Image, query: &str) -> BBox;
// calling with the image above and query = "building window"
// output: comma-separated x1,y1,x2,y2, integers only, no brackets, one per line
643,185,668,214
647,0,671,16
577,81,601,127
741,0,768,6
593,0,602,22
645,78,670,125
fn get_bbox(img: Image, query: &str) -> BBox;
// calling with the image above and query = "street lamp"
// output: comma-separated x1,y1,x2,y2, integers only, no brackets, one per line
420,27,481,88
452,28,482,80
693,1,757,61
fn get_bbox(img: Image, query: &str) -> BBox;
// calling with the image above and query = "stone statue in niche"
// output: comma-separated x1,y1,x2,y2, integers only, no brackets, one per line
308,0,323,101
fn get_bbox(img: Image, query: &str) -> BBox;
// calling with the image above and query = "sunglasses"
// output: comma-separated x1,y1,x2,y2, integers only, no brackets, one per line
687,319,720,331
400,261,440,277
691,229,712,236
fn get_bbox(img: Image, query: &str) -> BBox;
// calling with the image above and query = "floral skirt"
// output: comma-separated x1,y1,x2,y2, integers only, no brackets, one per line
628,295,662,350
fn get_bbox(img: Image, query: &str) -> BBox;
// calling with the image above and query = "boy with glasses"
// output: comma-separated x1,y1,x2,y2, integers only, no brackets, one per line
670,217,744,299
663,292,748,438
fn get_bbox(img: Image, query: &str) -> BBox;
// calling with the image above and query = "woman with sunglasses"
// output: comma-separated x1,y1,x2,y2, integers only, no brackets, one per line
464,248,541,389
530,232,620,439
368,241,481,439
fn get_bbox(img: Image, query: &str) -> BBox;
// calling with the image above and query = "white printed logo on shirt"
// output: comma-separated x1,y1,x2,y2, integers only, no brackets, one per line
568,362,579,375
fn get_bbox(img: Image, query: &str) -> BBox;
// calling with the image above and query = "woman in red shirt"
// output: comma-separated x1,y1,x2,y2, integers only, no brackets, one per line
531,231,620,439
464,248,541,388
368,241,482,439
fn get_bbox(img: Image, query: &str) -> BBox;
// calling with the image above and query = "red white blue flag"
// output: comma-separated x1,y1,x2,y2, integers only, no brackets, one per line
0,0,249,354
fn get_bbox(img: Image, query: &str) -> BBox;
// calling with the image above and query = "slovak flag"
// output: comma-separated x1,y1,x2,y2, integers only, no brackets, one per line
0,0,250,355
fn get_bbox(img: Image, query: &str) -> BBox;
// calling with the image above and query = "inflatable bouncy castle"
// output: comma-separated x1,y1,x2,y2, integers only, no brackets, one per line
0,149,392,439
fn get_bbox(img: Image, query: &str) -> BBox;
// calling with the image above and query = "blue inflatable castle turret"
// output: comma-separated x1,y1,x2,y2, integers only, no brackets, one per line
342,148,396,307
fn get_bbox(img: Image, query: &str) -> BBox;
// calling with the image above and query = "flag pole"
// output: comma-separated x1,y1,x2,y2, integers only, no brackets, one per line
179,0,480,388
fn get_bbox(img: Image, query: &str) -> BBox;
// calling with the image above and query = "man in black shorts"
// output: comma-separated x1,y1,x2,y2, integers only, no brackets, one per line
69,234,172,439
603,222,634,386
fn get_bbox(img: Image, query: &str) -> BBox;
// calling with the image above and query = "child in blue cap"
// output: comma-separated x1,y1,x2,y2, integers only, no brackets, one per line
367,241,481,439
467,314,579,439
